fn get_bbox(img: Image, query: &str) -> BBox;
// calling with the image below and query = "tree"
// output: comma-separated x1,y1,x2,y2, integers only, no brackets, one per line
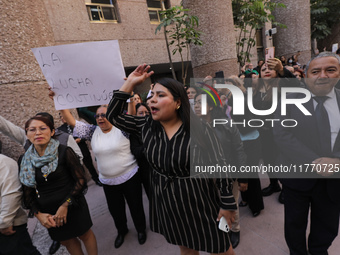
155,5,203,85
310,0,340,41
232,0,286,68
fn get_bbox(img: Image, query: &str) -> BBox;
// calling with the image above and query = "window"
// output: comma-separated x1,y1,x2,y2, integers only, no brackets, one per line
86,0,119,23
147,0,165,23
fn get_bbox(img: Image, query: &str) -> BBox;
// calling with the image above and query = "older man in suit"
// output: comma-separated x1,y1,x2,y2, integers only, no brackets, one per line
274,52,340,255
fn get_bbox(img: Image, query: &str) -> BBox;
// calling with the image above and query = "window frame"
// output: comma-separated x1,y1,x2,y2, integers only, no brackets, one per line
86,2,119,23
147,0,165,24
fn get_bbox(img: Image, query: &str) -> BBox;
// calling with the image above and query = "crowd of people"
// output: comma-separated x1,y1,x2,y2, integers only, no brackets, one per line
1,51,340,255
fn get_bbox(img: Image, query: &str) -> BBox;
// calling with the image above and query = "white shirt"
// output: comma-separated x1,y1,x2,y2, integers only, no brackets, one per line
0,154,27,229
74,120,138,185
312,88,340,150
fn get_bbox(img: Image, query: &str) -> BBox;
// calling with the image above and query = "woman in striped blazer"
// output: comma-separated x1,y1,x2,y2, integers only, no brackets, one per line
107,64,237,255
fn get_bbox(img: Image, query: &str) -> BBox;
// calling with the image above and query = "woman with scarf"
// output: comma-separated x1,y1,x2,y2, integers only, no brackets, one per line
19,116,97,255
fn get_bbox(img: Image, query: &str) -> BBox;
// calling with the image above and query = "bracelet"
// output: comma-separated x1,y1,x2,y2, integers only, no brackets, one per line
66,197,72,206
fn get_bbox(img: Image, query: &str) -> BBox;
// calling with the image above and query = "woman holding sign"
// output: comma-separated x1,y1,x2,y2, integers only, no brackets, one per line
106,64,237,255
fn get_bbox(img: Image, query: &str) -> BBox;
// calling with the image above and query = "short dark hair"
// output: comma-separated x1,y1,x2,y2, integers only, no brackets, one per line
135,102,151,113
244,72,257,88
25,116,55,135
294,69,305,78
35,112,55,127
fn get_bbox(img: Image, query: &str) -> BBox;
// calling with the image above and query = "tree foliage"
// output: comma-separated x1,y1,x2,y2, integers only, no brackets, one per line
311,0,340,40
232,0,286,68
155,5,203,85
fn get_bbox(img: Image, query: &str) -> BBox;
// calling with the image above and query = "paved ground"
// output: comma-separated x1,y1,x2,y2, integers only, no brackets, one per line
28,176,340,255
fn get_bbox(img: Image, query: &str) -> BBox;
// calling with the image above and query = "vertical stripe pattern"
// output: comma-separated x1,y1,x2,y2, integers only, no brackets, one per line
107,91,235,253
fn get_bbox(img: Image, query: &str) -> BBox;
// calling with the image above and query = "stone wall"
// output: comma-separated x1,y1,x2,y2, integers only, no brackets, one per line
42,0,185,67
1,0,58,159
1,0,314,159
0,0,183,159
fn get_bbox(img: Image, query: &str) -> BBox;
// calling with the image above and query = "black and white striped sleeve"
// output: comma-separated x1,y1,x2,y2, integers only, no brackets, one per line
106,90,147,135
204,124,237,211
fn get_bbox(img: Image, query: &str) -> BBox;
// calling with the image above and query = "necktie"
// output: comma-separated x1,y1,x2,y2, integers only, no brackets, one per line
313,96,332,156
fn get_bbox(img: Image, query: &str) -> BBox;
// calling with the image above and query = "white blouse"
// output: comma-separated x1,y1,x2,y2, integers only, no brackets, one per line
73,120,138,185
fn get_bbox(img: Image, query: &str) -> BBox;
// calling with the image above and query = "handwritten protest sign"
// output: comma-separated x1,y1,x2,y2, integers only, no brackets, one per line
32,40,125,110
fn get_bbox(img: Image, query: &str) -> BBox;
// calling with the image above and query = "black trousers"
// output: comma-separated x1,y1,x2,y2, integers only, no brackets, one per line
103,172,146,235
240,138,264,213
284,181,340,255
259,128,279,185
139,163,151,200
0,223,41,255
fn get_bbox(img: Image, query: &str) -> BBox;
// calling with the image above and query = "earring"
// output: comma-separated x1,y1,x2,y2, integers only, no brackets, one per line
176,105,180,110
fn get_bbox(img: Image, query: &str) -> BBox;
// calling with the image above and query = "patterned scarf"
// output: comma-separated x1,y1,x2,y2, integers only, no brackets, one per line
20,139,60,188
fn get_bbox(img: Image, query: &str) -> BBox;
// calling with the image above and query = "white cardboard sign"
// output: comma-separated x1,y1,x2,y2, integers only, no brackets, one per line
32,40,125,110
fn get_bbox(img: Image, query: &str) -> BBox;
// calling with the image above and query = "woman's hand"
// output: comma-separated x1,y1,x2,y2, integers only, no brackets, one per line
241,64,246,73
203,75,213,82
54,204,68,227
120,64,154,93
238,182,248,192
217,209,236,228
267,58,284,76
48,87,55,100
35,212,56,229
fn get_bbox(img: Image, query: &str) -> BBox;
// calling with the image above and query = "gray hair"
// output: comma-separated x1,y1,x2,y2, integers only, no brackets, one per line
305,51,340,75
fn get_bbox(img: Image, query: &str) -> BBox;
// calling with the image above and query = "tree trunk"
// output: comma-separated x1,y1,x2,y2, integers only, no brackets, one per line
164,28,177,80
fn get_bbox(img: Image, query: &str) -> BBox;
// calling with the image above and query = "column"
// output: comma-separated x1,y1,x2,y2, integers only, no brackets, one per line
182,0,239,78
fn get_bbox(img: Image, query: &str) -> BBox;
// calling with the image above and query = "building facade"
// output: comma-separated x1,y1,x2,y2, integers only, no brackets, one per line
1,0,311,159
0,0,185,158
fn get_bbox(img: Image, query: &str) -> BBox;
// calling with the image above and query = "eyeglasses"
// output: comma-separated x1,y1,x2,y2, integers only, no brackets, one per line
26,126,49,133
94,113,106,119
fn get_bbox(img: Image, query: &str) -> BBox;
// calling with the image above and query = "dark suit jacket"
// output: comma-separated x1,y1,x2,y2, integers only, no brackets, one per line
273,88,340,204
